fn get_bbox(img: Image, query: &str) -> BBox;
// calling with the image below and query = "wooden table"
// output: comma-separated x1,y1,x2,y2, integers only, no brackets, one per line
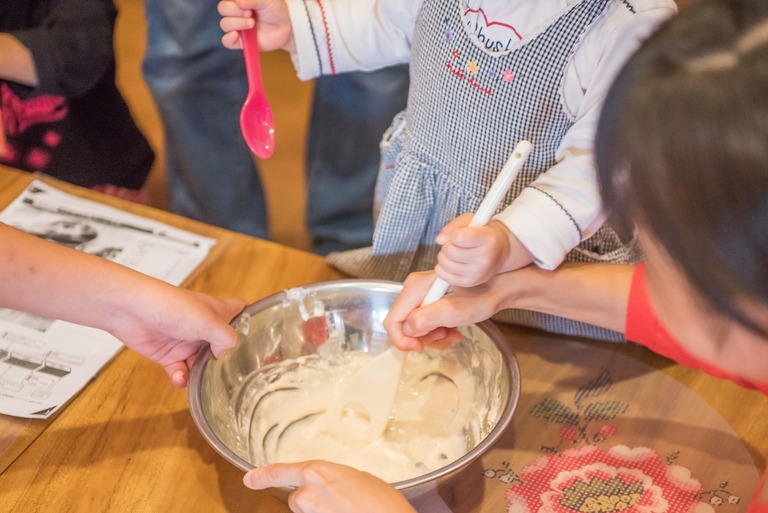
0,167,765,512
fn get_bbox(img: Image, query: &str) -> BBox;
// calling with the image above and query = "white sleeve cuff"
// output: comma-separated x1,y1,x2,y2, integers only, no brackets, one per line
286,0,324,80
285,0,415,80
495,187,584,270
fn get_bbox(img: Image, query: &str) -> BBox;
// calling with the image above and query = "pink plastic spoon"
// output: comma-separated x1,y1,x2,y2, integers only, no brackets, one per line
239,21,275,158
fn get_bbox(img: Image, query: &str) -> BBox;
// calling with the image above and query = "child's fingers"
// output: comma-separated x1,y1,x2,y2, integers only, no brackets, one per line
163,361,189,388
441,243,495,270
219,16,256,34
420,327,463,350
438,241,478,265
232,0,266,9
434,254,468,281
221,31,244,50
217,1,254,18
423,336,463,350
384,273,436,331
244,463,306,490
384,272,443,351
435,213,473,245
386,318,424,352
402,300,457,337
435,251,495,287
435,264,486,288
436,247,488,281
449,224,496,248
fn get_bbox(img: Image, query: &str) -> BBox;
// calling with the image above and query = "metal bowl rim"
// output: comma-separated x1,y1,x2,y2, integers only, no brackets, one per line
188,279,522,490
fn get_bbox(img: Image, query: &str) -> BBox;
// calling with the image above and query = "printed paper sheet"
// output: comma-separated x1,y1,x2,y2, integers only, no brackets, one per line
0,181,215,418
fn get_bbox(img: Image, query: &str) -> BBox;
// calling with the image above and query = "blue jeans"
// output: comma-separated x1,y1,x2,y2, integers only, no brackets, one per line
142,0,268,238
307,66,409,255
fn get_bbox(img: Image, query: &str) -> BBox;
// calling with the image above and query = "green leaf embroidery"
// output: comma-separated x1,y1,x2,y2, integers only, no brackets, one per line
574,368,612,407
583,400,628,422
530,398,579,426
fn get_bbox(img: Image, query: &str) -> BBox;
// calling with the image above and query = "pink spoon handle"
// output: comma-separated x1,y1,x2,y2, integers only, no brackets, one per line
240,25,263,93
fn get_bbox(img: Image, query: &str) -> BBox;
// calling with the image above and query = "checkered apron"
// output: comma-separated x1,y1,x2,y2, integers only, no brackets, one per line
328,0,639,341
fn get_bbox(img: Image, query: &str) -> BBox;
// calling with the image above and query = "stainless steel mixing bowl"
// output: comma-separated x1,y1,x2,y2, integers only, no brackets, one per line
188,279,521,501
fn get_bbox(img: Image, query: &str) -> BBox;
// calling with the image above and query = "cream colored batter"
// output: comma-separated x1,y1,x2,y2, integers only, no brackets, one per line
234,350,484,483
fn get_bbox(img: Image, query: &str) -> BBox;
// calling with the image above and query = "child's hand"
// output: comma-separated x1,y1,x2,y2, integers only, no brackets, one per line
105,285,246,388
383,272,464,352
384,270,519,351
434,214,535,288
218,0,295,53
244,461,417,513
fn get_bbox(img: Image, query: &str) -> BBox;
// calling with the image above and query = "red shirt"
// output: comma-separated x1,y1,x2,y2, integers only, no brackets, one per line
625,264,768,512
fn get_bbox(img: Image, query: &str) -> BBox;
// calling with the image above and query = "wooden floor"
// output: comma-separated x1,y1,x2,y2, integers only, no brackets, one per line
113,0,314,251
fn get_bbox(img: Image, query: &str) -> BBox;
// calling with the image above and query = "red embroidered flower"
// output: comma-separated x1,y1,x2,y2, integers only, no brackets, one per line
1,83,68,135
26,147,50,170
505,445,713,513
43,130,62,147
452,49,460,59
560,426,579,441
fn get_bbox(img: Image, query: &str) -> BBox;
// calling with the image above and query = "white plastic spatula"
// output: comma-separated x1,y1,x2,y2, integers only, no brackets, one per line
326,141,533,444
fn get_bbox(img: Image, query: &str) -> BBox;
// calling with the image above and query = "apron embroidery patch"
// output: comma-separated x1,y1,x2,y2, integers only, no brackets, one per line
441,15,521,95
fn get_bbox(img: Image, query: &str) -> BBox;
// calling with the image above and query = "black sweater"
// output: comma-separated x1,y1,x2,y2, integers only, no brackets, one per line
0,0,153,189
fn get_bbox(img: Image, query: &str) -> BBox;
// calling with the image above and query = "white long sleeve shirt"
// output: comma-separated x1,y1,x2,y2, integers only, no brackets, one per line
285,0,676,269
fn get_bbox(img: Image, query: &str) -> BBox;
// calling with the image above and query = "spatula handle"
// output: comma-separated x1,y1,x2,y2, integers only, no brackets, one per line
420,140,533,307
421,277,450,306
470,140,532,226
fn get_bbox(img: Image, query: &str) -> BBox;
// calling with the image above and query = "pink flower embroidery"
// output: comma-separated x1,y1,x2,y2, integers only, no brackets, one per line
502,69,515,83
43,130,62,147
466,60,479,75
26,147,50,170
560,426,579,441
505,445,713,513
1,83,68,135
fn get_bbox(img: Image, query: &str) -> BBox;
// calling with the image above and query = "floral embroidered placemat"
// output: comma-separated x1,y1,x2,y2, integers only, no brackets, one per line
439,335,760,513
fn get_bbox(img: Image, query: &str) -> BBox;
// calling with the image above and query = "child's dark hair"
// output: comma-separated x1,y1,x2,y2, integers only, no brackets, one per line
595,0,768,336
